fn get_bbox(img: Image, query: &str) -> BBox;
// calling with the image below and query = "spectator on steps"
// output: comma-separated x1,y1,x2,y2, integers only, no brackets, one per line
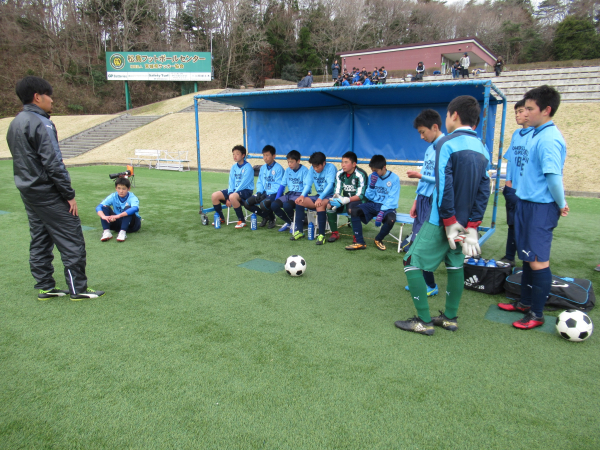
460,53,470,78
331,60,340,81
494,57,504,77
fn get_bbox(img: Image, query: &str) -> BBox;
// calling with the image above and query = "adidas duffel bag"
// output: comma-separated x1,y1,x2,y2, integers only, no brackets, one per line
463,263,512,295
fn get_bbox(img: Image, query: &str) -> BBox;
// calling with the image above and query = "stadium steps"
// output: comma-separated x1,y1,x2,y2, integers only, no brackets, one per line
59,114,163,159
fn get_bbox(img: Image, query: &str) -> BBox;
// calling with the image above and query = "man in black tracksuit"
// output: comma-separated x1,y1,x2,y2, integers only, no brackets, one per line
6,76,104,301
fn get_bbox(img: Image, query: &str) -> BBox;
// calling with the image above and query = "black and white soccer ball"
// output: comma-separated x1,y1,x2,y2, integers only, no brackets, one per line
555,310,593,342
285,255,306,277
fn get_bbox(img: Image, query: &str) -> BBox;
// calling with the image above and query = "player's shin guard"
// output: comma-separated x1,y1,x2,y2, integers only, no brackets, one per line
423,271,436,289
234,206,244,221
375,214,395,241
272,200,292,224
326,210,338,232
350,216,365,244
317,211,327,235
213,203,225,220
444,265,464,319
405,265,431,322
520,262,533,306
504,225,516,261
294,204,305,233
530,267,552,316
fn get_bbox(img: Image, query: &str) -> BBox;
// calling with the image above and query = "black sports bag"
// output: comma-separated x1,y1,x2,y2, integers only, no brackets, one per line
463,263,512,295
504,269,596,312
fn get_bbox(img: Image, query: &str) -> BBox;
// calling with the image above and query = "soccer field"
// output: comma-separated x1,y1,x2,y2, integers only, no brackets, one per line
1,161,599,449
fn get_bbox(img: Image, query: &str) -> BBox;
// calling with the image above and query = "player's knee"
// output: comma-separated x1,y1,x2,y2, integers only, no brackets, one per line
384,214,395,226
260,200,272,212
271,200,283,211
350,207,362,218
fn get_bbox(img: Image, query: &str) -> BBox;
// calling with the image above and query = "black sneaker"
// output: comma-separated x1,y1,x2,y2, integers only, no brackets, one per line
258,217,268,227
38,288,70,300
267,220,277,229
431,311,458,331
70,288,105,301
394,316,435,336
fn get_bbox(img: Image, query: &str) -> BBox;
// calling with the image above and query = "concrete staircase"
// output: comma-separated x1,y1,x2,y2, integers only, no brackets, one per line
59,114,163,158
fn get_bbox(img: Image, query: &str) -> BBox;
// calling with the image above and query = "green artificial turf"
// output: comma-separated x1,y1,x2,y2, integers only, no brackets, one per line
0,161,599,449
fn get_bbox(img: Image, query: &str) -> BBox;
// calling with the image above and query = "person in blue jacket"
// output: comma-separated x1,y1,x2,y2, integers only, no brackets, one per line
97,177,141,243
345,155,400,251
242,145,284,229
211,145,255,228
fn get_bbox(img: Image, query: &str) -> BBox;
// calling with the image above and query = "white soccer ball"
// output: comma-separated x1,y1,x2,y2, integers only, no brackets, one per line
285,255,306,277
555,310,593,342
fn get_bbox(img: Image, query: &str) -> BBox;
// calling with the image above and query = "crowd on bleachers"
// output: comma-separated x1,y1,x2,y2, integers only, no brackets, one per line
331,61,388,87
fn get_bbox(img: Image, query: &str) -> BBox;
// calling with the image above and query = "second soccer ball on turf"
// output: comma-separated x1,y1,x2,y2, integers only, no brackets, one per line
285,255,306,277
556,310,593,342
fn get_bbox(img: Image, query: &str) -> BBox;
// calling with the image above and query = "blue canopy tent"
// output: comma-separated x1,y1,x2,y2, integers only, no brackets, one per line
194,80,508,244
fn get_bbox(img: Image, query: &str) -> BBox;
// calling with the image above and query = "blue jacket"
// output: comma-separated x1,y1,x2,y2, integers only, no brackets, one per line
228,160,254,193
365,170,400,211
256,162,284,195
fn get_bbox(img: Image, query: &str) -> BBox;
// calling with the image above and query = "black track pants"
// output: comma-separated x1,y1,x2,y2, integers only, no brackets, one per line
23,199,88,294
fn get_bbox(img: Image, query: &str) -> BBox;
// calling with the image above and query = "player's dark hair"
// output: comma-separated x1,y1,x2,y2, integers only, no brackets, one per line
114,177,131,188
447,95,480,127
262,145,276,155
232,145,246,156
15,76,53,105
369,154,386,170
342,151,357,164
308,151,326,166
413,109,442,130
286,150,301,161
514,99,526,110
523,85,560,117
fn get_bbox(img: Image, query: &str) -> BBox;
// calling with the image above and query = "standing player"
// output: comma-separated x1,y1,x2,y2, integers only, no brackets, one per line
396,96,490,335
271,150,311,232
327,151,368,244
404,109,446,297
210,145,254,228
498,85,568,330
291,152,337,241
242,145,284,229
499,99,533,266
345,155,400,251
6,76,104,300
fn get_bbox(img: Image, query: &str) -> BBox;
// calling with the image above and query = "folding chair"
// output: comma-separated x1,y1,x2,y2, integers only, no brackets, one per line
388,213,415,253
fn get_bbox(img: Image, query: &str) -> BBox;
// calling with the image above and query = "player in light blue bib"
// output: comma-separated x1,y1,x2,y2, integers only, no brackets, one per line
96,177,141,243
271,150,311,232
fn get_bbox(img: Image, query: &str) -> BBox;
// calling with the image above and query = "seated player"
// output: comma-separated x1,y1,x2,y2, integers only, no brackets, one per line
499,99,533,267
211,145,254,228
327,151,368,244
345,155,400,251
291,152,337,242
97,177,141,242
271,150,311,232
242,145,284,229
396,95,490,335
404,109,446,297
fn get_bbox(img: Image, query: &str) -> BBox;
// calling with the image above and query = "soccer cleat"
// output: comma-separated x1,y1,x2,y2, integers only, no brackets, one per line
290,231,304,241
513,311,545,330
70,288,105,301
267,220,277,229
431,311,458,331
327,231,340,242
278,223,290,232
374,240,386,251
394,316,435,336
101,230,113,241
595,264,600,272
258,217,268,227
500,258,516,268
498,301,531,313
345,243,366,251
235,220,246,229
117,230,127,242
38,288,70,300
404,284,439,296
315,234,325,245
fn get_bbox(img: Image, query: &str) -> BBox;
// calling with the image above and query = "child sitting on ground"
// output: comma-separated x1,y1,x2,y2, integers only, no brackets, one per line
97,177,141,242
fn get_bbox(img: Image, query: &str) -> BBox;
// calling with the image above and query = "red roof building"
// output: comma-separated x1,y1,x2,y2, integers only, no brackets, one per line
337,38,497,75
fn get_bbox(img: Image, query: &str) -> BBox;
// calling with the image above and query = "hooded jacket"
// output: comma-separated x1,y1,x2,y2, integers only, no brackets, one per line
6,104,75,205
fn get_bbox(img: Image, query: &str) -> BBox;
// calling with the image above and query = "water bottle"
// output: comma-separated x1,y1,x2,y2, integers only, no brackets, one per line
467,257,477,265
250,213,257,230
476,258,486,266
214,213,221,229
485,259,496,267
308,222,315,240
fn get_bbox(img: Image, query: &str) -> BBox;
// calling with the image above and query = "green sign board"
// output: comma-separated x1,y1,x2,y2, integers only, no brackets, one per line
106,52,211,81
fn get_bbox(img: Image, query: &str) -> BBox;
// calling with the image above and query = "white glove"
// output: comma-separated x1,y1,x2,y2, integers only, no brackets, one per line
445,222,466,250
339,196,350,205
461,228,480,257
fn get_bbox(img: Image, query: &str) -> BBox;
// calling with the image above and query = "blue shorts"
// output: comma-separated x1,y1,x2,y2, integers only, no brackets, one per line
502,186,518,227
220,189,253,202
514,199,560,262
411,194,432,241
307,194,332,203
276,192,301,204
357,202,396,224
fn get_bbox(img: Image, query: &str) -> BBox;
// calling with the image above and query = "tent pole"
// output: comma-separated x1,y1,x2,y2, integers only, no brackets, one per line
195,96,204,213
490,90,508,232
242,109,247,148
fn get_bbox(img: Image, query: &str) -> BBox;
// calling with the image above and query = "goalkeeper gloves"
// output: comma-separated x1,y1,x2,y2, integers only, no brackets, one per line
461,222,481,257
443,217,466,250
375,210,384,227
369,173,378,188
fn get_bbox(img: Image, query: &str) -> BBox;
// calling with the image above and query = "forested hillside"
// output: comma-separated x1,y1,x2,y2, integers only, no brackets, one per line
1,0,598,117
